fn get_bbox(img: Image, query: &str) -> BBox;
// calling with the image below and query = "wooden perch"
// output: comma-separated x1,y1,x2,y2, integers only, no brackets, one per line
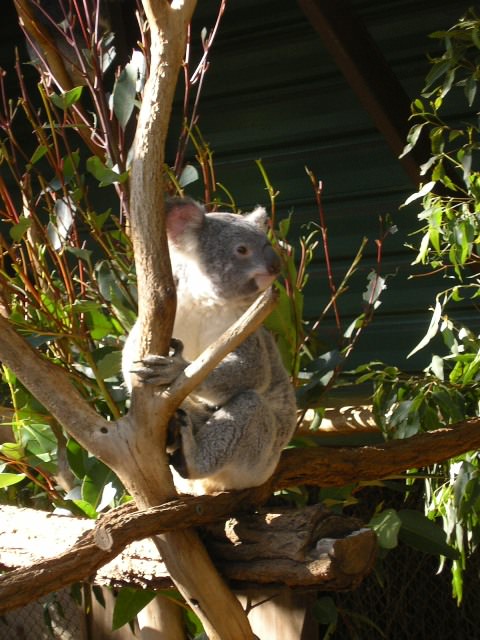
274,417,480,490
0,504,375,613
1,416,479,613
203,506,376,591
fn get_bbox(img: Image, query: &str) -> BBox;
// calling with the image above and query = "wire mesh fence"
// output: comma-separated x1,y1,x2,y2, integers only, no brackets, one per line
0,589,86,640
330,544,480,639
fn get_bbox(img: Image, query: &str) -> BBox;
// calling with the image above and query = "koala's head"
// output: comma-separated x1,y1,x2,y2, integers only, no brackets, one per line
166,197,281,304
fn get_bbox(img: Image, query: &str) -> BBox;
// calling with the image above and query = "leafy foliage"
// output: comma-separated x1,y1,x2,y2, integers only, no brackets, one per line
364,8,480,604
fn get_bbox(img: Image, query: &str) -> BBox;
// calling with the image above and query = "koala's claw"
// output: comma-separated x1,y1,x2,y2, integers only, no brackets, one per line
169,338,184,357
130,356,175,385
130,340,188,386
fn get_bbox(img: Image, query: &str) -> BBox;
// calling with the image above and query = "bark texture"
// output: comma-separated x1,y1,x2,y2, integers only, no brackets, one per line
0,503,376,613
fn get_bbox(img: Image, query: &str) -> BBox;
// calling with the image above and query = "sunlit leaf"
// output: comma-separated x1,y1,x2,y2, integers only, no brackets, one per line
369,508,401,549
86,156,128,187
362,271,386,307
9,216,32,242
179,164,199,188
408,297,442,358
112,588,157,630
404,181,435,206
0,472,26,488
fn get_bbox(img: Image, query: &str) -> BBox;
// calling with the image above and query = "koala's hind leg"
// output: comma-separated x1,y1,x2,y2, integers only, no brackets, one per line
174,390,278,490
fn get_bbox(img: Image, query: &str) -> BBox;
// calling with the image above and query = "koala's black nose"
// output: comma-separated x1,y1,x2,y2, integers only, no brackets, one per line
263,244,281,275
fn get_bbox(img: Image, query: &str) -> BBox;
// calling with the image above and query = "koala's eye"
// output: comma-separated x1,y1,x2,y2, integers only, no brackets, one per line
235,244,249,256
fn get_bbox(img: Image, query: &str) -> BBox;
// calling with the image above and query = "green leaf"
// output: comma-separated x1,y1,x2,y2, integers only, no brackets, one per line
62,150,80,182
71,498,98,519
369,508,401,549
0,441,24,461
50,86,84,110
66,438,89,479
30,145,48,165
90,311,115,340
179,164,199,188
400,122,426,158
398,509,458,559
10,216,32,242
82,459,117,510
112,588,156,630
424,60,451,92
408,297,442,358
66,246,93,264
21,422,57,457
113,62,138,130
95,349,122,380
0,472,26,488
86,156,128,187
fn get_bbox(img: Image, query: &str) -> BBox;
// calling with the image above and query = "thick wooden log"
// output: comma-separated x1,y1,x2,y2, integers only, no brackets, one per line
0,504,375,608
204,505,376,591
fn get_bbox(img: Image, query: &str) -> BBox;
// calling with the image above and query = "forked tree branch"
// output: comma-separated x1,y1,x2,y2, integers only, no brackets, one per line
0,315,109,452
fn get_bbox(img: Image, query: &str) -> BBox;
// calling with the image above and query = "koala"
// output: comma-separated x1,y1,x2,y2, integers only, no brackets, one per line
122,197,297,495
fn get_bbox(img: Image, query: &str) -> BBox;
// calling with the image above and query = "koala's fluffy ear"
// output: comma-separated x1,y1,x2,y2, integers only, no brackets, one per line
165,197,205,247
244,206,268,230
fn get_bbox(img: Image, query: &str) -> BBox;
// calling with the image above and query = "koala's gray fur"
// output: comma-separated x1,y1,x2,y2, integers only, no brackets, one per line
122,197,297,495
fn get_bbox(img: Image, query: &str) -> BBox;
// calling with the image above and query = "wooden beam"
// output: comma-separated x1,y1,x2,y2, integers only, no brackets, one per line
298,0,426,185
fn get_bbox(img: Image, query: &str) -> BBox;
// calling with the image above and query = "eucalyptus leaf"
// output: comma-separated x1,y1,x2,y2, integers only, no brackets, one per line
112,588,156,630
179,163,199,188
113,62,138,130
50,86,83,110
9,216,32,242
398,509,459,559
30,145,48,165
408,297,442,358
86,156,128,187
403,181,435,206
369,508,401,549
95,349,122,380
0,472,26,488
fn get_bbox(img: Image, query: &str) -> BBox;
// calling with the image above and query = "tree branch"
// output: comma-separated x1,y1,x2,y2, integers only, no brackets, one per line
273,418,480,490
14,0,105,158
1,417,479,613
0,503,376,612
163,287,278,410
0,315,109,455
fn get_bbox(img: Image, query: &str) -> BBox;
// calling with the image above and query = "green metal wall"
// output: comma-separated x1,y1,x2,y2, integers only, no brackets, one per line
168,0,475,371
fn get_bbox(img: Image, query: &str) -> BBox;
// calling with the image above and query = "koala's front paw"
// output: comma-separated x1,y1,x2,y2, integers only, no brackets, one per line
130,339,188,386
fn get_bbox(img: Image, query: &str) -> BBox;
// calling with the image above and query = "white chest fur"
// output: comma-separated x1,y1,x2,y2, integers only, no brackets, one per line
174,294,241,360
172,253,245,360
